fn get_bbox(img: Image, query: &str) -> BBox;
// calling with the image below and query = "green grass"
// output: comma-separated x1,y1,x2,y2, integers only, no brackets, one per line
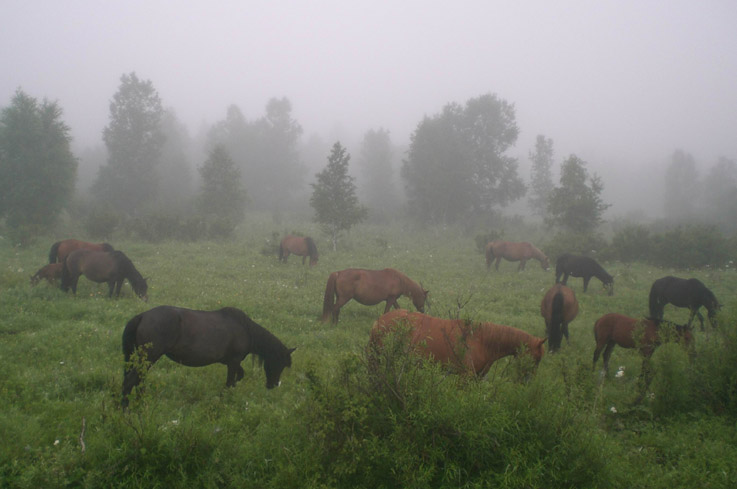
1,216,736,488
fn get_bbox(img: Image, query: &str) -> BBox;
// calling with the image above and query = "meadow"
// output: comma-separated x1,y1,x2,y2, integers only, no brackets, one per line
1,215,736,488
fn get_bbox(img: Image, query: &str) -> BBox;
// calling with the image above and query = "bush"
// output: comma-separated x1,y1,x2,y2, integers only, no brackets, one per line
542,231,609,264
650,225,730,269
609,224,652,262
84,208,121,240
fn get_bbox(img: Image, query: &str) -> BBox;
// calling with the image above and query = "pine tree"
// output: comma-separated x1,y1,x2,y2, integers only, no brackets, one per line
198,144,247,222
528,135,554,219
310,142,367,250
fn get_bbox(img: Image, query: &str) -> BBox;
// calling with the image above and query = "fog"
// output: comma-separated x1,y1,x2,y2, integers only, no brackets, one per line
2,0,736,218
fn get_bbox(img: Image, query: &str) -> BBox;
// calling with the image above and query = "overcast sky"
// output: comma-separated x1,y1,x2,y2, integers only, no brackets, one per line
2,1,736,215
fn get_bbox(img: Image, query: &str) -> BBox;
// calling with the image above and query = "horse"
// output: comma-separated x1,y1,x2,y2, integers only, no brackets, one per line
540,284,579,353
320,268,428,324
648,276,720,330
121,306,296,408
370,310,546,376
485,241,549,272
49,239,114,264
61,249,148,301
279,235,319,267
30,263,63,286
592,313,694,402
555,253,614,295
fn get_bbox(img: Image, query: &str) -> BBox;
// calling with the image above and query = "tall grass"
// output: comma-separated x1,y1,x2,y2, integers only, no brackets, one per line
0,216,736,487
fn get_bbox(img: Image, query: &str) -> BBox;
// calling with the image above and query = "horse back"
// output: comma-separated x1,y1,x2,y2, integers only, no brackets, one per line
594,313,655,348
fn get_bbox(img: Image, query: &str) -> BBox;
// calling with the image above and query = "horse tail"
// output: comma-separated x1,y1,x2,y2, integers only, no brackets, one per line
321,272,338,321
49,241,61,263
122,314,144,363
648,283,662,320
549,291,565,351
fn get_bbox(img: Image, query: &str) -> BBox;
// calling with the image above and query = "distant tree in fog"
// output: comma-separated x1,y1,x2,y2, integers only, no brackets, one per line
701,156,737,233
198,144,246,222
528,135,555,219
310,142,367,250
663,150,700,220
208,98,305,214
157,109,194,210
0,89,76,240
92,72,164,215
358,128,398,215
546,155,609,233
401,93,525,226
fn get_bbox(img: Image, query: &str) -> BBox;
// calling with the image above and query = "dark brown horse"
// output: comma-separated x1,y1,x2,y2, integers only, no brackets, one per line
592,313,694,401
61,250,148,301
122,306,296,408
320,268,428,324
279,235,319,267
370,310,546,376
485,241,549,271
49,239,114,264
648,276,720,330
540,284,579,353
555,253,614,295
30,263,63,286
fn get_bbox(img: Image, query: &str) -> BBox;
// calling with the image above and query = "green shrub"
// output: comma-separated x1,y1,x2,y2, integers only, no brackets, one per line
609,224,652,262
650,225,730,269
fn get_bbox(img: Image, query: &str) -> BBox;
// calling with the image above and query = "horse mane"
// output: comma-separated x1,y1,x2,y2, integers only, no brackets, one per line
304,236,318,258
220,307,289,363
393,269,425,304
102,243,114,252
477,322,540,350
112,251,147,296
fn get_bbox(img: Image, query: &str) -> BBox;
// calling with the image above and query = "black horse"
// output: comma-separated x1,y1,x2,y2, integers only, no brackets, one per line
649,276,720,330
121,306,296,408
61,249,148,301
555,253,614,295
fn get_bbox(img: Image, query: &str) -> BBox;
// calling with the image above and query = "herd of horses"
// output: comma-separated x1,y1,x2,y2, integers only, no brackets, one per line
30,236,721,407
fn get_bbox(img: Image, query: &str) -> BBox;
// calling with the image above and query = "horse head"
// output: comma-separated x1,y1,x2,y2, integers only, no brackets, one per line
540,255,550,271
414,284,429,313
264,347,296,389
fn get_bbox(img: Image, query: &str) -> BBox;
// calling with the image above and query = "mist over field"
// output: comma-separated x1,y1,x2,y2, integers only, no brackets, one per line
2,1,736,222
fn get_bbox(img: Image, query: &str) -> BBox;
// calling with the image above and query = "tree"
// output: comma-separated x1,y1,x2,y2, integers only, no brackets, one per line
92,72,164,215
358,128,398,215
663,149,699,221
198,144,247,223
528,135,555,219
401,93,525,226
0,89,77,240
310,142,367,250
157,108,194,211
701,157,737,233
546,155,610,233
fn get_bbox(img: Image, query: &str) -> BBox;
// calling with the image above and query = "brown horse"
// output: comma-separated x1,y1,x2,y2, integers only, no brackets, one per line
61,249,148,301
592,313,694,401
320,268,428,324
485,241,549,271
540,284,579,353
49,239,114,264
30,263,64,286
279,235,319,267
370,310,546,376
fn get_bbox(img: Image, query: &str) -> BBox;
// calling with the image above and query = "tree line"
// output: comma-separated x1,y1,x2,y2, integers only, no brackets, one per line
2,72,736,246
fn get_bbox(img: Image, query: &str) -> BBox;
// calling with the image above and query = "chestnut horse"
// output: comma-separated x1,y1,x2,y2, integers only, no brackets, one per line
279,235,319,267
320,268,428,324
61,249,148,301
592,313,694,401
485,241,549,272
370,310,546,376
49,239,114,264
30,263,63,286
540,284,579,353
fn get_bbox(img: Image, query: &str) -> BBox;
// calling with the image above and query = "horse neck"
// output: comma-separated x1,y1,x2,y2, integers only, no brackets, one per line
245,319,286,357
529,245,544,260
477,323,533,357
399,274,422,303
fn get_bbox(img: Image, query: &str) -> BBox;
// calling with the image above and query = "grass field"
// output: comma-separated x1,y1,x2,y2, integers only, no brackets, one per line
1,215,736,488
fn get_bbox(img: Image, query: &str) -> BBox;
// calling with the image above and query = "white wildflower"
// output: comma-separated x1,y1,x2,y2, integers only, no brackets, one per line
610,406,617,414
54,440,60,446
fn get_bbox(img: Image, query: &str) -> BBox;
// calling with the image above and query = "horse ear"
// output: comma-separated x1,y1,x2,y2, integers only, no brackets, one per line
288,347,297,354
540,337,547,345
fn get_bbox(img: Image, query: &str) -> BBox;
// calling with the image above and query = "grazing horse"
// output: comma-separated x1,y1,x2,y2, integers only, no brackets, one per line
485,241,549,272
49,239,114,264
648,276,720,330
540,284,579,353
121,306,296,408
592,313,694,402
30,263,63,286
279,235,319,267
320,268,428,324
555,253,614,295
370,310,546,376
61,249,148,301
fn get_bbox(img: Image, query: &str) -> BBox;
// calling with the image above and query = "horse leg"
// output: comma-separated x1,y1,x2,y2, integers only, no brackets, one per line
384,297,400,313
108,281,115,298
518,260,526,272
634,356,654,404
561,273,569,285
583,276,591,292
115,280,124,297
331,296,351,323
562,322,570,344
601,342,616,375
693,309,705,331
226,362,245,387
122,349,161,409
